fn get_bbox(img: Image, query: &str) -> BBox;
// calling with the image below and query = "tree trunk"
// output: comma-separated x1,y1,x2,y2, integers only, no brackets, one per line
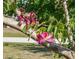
3,17,74,59
62,0,74,47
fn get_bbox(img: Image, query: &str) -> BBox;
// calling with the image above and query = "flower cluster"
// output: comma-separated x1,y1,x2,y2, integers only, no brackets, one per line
16,8,38,30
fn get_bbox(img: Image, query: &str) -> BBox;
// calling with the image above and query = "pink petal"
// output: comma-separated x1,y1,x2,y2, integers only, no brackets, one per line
37,34,43,40
41,32,48,38
46,37,54,43
25,17,31,25
36,38,46,44
18,15,24,21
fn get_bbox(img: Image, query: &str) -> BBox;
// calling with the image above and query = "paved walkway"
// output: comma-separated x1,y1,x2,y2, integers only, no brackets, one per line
3,37,38,44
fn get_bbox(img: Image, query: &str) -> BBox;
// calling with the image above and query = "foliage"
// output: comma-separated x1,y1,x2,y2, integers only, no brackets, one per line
3,0,16,16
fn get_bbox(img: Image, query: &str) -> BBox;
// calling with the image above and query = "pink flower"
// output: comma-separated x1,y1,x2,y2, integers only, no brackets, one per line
36,32,54,44
26,11,36,18
30,18,37,25
30,11,36,18
17,15,24,21
25,16,31,25
17,15,24,26
25,12,37,26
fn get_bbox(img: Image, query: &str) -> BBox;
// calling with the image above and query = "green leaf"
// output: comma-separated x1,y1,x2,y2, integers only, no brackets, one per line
22,26,26,33
54,26,57,37
47,23,52,32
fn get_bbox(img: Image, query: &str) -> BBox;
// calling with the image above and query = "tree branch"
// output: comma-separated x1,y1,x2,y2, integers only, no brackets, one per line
62,0,75,49
3,17,74,59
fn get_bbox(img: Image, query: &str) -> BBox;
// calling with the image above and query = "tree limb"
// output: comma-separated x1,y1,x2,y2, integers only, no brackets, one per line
62,0,75,49
3,17,75,59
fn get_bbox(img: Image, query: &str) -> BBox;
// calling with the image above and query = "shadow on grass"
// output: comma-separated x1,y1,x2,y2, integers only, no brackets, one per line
4,43,66,58
4,43,53,56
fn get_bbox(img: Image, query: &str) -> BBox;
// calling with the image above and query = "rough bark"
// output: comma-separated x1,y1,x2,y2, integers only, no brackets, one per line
62,0,75,51
3,17,74,59
63,0,74,42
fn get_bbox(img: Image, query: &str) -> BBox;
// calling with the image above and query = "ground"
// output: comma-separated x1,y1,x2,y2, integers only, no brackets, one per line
3,27,27,37
3,43,66,59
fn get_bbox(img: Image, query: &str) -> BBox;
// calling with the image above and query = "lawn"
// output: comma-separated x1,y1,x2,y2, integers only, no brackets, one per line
3,43,66,59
